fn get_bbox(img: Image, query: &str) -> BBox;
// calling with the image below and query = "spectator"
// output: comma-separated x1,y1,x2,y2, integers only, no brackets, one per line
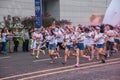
13,29,20,52
7,30,14,53
22,28,30,52
0,29,2,54
1,28,8,54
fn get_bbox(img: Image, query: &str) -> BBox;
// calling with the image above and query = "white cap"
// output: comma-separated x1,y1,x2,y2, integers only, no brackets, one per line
96,27,100,30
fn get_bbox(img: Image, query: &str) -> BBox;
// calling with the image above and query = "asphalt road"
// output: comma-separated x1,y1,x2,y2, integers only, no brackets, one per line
0,50,120,80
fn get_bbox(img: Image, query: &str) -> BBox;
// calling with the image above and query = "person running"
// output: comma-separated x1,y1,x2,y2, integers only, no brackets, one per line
106,25,115,57
94,26,106,63
84,28,94,59
114,27,119,53
75,27,91,67
47,29,58,63
31,28,44,59
62,26,76,65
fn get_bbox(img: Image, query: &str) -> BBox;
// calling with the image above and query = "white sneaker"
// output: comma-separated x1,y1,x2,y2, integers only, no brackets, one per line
41,50,45,55
31,53,35,56
35,56,39,59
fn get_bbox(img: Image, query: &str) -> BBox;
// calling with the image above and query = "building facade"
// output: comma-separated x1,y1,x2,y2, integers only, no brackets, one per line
0,0,111,25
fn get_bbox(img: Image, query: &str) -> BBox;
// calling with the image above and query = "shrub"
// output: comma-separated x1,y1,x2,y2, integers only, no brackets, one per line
56,19,71,26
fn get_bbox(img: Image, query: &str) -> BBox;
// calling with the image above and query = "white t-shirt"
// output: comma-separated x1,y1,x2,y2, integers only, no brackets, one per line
2,33,7,42
94,33,105,44
47,35,56,44
107,30,115,42
56,30,64,43
84,32,95,46
64,34,73,45
34,32,43,41
76,33,85,43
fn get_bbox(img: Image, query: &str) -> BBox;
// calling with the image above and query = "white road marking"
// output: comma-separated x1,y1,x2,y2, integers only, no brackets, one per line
33,57,62,62
0,56,11,60
1,58,120,80
19,61,120,80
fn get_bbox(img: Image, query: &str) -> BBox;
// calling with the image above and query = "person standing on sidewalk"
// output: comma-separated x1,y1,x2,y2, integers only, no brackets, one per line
22,28,30,52
7,30,14,53
1,28,8,54
13,29,20,52
0,29,2,54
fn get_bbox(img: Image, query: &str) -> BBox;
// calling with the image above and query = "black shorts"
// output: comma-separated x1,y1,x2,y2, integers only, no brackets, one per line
106,41,114,50
115,39,120,44
57,42,64,49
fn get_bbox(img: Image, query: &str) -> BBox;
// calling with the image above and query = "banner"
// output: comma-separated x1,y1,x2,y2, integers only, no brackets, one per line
35,0,42,28
103,0,120,26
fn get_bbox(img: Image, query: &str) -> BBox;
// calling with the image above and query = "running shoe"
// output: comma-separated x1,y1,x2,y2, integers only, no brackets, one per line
41,50,45,55
62,62,66,65
31,53,35,56
104,54,107,59
54,56,58,59
35,56,39,59
88,56,92,61
101,59,106,63
75,63,80,67
50,60,55,64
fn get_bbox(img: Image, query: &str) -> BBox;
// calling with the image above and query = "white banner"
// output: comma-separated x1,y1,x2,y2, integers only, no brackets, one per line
103,0,120,26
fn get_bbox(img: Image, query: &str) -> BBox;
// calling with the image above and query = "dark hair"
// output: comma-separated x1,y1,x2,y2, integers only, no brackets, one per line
1,28,6,33
109,25,114,30
100,24,105,33
50,29,54,35
84,28,90,33
78,27,84,32
105,24,114,30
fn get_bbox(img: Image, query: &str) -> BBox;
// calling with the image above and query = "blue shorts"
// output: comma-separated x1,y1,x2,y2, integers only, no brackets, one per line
48,43,56,50
66,45,74,50
36,43,43,48
96,44,104,48
77,43,84,50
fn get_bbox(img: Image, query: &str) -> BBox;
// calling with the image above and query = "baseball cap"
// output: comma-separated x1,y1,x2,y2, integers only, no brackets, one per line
96,26,100,30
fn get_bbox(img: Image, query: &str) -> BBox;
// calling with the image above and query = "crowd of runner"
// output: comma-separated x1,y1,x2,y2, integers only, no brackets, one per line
0,23,120,67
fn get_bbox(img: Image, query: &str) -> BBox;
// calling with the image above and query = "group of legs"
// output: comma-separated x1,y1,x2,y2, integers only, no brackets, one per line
31,41,119,67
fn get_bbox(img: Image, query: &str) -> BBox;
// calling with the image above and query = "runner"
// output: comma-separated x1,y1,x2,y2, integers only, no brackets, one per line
31,28,44,59
106,25,115,57
75,27,91,67
84,28,94,59
94,26,106,63
62,26,76,65
47,29,58,63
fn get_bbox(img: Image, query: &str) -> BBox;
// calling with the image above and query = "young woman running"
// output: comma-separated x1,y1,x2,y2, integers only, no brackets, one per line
62,27,76,65
94,27,106,63
47,29,59,63
75,27,91,67
31,29,44,59
84,28,95,60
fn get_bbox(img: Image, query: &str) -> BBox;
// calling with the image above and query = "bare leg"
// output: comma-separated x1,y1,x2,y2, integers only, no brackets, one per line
80,50,91,61
36,48,40,59
75,49,80,67
62,49,69,64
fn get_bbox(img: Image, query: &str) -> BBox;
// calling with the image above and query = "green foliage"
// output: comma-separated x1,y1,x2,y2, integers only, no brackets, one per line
21,16,35,28
56,19,71,26
42,12,55,27
3,14,72,29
